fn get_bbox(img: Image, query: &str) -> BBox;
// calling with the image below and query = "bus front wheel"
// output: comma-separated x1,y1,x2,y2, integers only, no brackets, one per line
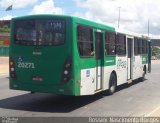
108,73,117,95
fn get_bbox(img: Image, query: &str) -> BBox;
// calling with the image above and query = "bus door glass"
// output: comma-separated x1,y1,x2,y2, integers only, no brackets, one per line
127,37,133,80
95,31,103,90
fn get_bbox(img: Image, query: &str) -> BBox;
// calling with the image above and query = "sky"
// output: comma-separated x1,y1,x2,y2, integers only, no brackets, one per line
0,0,160,37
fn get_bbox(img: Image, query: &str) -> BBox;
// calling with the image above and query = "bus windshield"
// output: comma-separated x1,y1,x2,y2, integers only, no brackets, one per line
14,19,66,46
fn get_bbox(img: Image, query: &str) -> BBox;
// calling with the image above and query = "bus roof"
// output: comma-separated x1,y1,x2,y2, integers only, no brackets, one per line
12,14,115,32
12,14,148,38
116,28,149,39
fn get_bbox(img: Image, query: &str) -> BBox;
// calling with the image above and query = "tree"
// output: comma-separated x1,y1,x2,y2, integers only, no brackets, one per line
152,46,160,58
0,25,10,33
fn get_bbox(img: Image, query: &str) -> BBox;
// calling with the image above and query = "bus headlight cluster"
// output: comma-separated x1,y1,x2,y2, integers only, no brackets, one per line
61,57,72,84
9,56,16,79
10,67,15,73
64,70,69,75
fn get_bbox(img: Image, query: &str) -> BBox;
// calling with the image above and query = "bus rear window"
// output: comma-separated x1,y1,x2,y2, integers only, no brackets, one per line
14,19,66,46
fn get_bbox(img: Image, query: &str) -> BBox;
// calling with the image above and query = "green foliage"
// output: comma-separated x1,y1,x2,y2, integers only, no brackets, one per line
0,25,10,33
152,46,160,58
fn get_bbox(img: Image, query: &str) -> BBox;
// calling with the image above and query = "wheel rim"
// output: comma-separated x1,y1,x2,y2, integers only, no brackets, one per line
110,74,116,93
110,84,115,93
143,72,145,78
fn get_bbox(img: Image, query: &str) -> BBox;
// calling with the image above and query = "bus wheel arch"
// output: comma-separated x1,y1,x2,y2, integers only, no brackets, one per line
108,71,117,95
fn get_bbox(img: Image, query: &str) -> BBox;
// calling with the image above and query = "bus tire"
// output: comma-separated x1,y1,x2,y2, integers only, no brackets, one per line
139,66,146,82
139,71,145,82
108,73,117,95
30,91,35,94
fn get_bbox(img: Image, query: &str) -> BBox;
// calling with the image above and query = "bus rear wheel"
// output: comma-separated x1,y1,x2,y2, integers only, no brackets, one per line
139,71,145,82
139,66,146,82
108,73,117,95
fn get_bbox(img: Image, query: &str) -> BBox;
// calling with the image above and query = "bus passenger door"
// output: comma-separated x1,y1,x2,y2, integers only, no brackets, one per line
127,37,133,80
94,31,103,91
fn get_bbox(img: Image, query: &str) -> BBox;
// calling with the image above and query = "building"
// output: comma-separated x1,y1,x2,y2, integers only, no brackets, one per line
0,20,10,56
0,20,10,28
152,39,160,47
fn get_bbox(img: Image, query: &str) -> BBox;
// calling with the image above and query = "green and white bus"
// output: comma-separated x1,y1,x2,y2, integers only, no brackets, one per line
9,15,151,96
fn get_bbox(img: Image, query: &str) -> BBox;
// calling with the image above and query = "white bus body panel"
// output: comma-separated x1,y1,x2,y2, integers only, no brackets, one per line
116,56,128,85
133,56,143,79
80,68,96,95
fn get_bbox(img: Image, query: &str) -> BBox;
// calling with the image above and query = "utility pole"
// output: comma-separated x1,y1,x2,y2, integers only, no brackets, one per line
148,19,150,37
118,7,121,28
147,18,151,73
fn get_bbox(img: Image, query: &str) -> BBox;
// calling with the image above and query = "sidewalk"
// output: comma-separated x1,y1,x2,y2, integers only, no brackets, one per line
151,60,160,64
145,106,160,117
0,57,9,75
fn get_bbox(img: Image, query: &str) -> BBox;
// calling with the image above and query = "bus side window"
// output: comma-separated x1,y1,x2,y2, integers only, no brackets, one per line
105,31,116,55
77,25,93,57
142,39,148,54
138,38,142,54
116,34,126,56
134,37,138,55
146,40,148,53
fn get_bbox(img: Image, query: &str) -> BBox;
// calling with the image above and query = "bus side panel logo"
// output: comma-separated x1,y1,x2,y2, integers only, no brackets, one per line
86,70,90,77
17,56,35,69
18,56,24,62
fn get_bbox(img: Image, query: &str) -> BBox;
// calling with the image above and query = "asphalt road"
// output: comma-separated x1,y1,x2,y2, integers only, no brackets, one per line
0,64,160,117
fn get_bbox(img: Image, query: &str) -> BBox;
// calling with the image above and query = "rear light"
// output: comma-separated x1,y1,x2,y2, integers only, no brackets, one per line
9,56,16,79
61,57,72,84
